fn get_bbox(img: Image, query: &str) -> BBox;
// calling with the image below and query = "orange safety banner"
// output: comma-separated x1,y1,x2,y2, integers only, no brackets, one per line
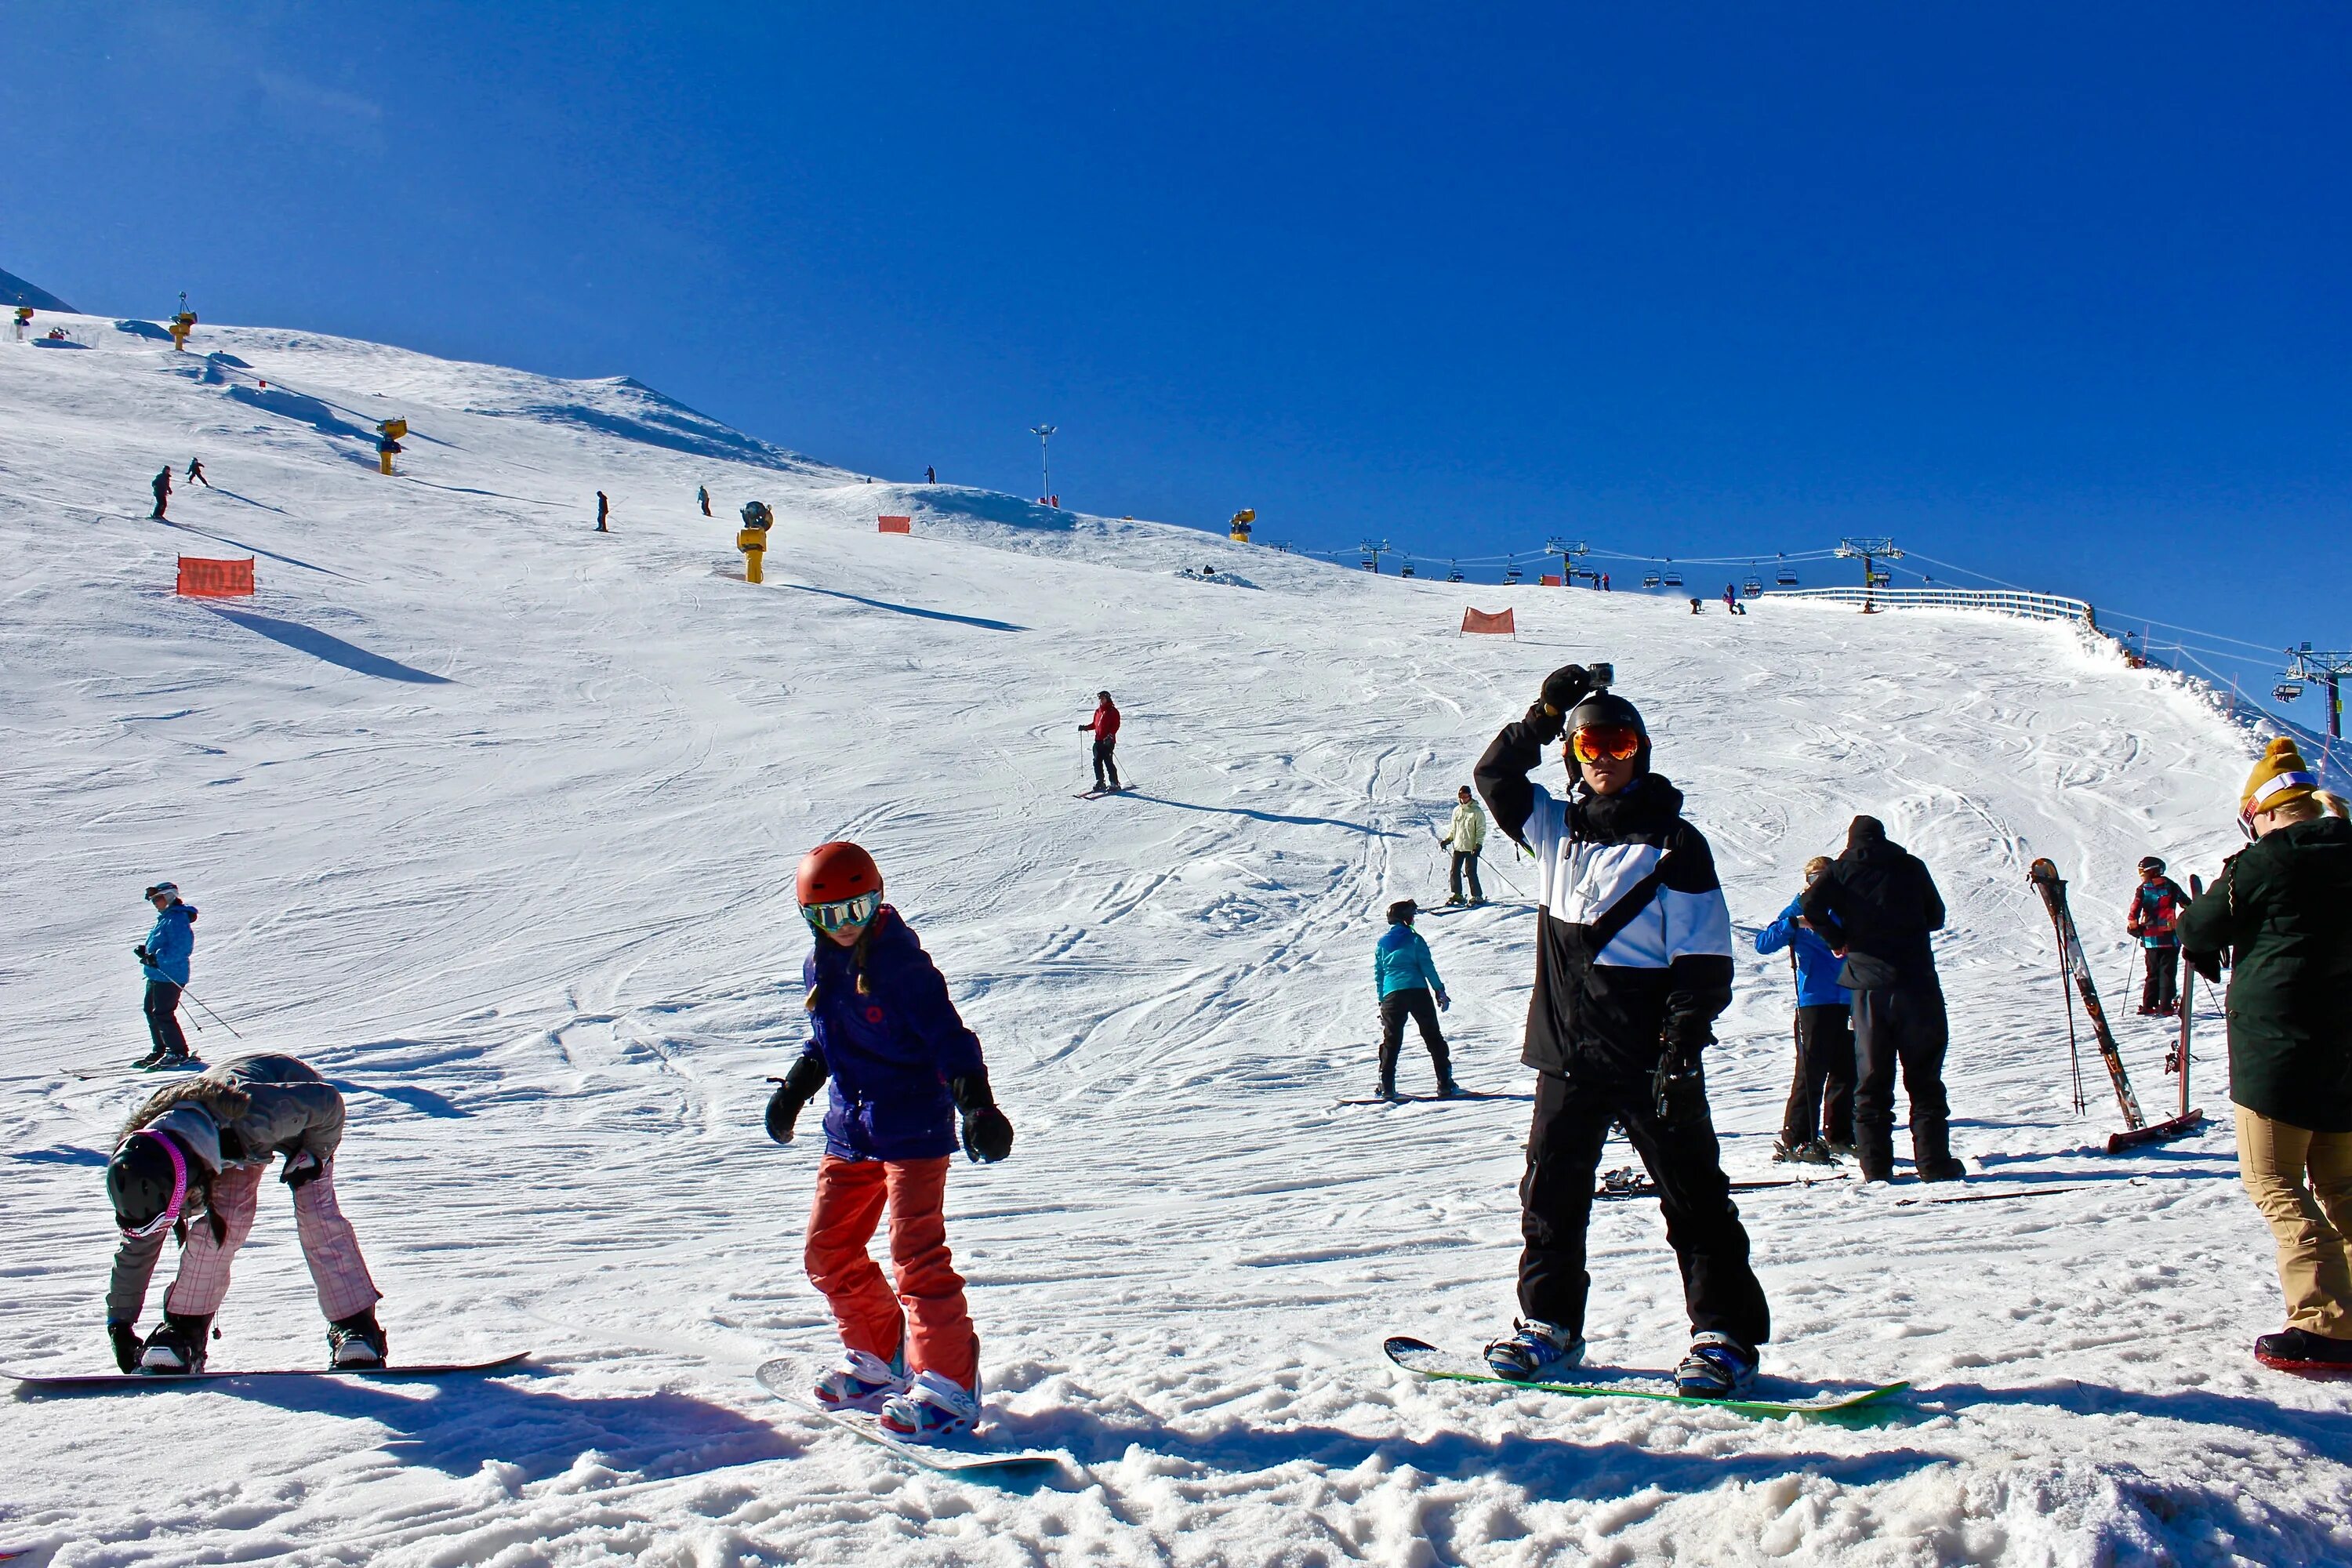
177,557,255,597
1461,608,1516,635
1539,573,1563,587
877,515,913,534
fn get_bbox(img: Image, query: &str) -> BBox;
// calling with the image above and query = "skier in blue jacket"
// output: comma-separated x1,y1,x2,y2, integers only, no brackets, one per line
1754,856,1854,1161
1374,899,1456,1099
132,882,198,1070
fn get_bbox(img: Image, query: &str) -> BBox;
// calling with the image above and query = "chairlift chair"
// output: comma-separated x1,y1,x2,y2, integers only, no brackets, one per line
1504,566,1523,584
1399,561,1416,579
1641,571,1663,589
2275,681,2305,702
1742,573,1763,597
1446,562,1465,583
1661,567,1685,589
1776,565,1799,586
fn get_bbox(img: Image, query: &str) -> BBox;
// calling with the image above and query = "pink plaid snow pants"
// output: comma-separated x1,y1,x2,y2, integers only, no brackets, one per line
162,1160,381,1321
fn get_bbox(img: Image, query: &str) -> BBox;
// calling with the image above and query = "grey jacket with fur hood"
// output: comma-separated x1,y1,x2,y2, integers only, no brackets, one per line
105,1054,348,1324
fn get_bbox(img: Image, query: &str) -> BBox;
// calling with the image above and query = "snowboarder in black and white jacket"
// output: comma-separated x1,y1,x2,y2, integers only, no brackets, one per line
1473,664,1769,1397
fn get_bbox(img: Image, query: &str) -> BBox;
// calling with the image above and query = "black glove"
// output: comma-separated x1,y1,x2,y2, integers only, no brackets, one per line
281,1149,324,1189
1651,1033,1704,1120
1539,664,1592,718
109,1321,142,1374
132,945,151,964
951,1073,1014,1163
765,1054,829,1145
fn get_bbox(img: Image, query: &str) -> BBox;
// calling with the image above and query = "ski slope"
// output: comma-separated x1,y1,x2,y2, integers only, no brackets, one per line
2,315,2343,1567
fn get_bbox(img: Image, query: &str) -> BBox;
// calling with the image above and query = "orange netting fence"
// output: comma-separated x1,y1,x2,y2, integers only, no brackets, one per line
877,515,913,534
177,557,255,597
1461,607,1516,635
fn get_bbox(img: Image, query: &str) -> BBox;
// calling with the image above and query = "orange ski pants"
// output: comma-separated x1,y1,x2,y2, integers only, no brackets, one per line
804,1154,978,1386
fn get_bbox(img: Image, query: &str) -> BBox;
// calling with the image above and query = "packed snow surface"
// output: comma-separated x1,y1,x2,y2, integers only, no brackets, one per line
2,317,2344,1566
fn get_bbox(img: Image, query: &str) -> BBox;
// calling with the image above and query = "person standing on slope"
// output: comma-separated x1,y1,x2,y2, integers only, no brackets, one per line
150,465,172,520
103,1053,387,1374
765,841,1015,1440
1801,816,1962,1184
132,882,198,1070
2180,739,2352,1374
185,457,209,488
1755,857,1855,1163
1473,666,1768,1398
1080,691,1123,793
926,466,937,485
596,492,610,532
2127,856,2189,1016
699,485,712,517
1374,899,1456,1100
1443,786,1487,906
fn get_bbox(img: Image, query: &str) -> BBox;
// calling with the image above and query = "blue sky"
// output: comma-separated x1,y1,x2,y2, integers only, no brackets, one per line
7,2,2347,712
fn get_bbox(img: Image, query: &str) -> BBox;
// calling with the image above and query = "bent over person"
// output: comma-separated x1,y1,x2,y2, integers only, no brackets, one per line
1473,664,1769,1397
103,1054,386,1374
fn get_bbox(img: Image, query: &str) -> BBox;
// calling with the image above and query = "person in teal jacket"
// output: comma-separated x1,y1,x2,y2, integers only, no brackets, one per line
132,881,198,1069
1374,899,1456,1098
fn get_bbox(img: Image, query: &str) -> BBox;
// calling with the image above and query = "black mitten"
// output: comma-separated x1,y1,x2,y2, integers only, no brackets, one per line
1539,664,1592,717
765,1053,829,1145
951,1073,1014,1163
109,1320,142,1373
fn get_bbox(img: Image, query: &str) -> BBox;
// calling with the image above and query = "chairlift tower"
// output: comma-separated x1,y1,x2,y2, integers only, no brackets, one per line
1545,537,1591,586
1834,536,1904,612
1028,424,1057,499
2283,643,2352,739
1359,539,1390,575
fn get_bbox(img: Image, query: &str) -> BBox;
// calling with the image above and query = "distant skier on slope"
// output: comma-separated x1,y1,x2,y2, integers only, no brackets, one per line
150,466,172,520
185,458,209,488
132,882,197,1071
926,466,937,485
1443,786,1487,906
2126,856,2188,1016
103,1053,387,1374
1374,900,1456,1100
699,485,711,517
596,492,610,532
2180,739,2352,1375
1755,857,1854,1163
1080,691,1123,793
1801,816,1962,1184
764,840,1014,1439
1473,666,1768,1398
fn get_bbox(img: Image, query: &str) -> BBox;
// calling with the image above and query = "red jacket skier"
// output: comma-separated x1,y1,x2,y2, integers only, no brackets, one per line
764,841,1014,1443
2126,857,2189,1015
1080,691,1123,793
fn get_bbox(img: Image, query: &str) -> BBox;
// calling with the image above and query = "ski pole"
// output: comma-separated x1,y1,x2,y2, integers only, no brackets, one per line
180,987,245,1040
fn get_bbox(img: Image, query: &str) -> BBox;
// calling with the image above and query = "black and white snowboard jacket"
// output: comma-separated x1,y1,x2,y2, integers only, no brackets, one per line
1475,717,1735,1087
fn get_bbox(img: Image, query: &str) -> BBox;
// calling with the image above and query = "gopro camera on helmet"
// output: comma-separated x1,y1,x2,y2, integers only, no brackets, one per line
1587,662,1613,691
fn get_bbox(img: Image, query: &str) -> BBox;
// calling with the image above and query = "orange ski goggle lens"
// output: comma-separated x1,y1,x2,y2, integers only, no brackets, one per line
1570,724,1642,764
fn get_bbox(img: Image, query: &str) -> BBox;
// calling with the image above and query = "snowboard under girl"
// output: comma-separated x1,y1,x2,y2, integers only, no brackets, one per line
765,840,1015,1440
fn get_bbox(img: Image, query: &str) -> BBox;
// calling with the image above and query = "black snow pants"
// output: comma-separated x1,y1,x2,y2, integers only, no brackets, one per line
1449,851,1484,903
143,981,190,1059
1378,987,1452,1091
1091,739,1121,792
1517,1068,1770,1346
2140,946,2179,1012
1780,1003,1857,1148
1851,985,1951,1179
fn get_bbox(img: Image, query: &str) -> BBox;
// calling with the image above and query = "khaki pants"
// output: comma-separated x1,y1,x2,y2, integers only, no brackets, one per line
2236,1107,2352,1338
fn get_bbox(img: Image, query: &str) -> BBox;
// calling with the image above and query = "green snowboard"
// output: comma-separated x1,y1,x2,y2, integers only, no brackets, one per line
1384,1337,1907,1419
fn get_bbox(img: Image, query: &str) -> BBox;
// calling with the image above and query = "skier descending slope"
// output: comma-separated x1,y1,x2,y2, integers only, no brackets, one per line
765,841,1016,1440
103,1054,386,1374
2180,739,2352,1374
1473,666,1769,1398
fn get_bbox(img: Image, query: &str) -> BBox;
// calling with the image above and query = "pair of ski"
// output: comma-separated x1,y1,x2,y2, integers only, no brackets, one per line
1073,784,1132,800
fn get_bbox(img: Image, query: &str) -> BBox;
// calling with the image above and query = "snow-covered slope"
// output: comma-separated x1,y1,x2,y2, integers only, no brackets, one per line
2,317,2341,1567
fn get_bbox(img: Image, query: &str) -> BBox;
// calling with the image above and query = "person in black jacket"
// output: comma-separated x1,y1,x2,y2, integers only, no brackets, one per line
1800,816,1962,1183
1472,665,1769,1399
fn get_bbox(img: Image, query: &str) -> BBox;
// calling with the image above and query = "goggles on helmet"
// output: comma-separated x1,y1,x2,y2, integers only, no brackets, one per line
1570,724,1642,764
117,1131,189,1240
800,890,881,934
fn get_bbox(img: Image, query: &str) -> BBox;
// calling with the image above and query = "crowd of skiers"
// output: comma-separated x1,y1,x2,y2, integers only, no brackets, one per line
94,653,2352,1432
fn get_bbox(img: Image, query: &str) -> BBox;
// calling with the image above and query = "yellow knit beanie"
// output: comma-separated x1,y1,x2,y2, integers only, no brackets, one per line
2241,736,2320,822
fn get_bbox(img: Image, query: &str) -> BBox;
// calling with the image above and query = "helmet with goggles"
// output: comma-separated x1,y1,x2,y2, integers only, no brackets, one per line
797,840,884,935
108,1130,190,1239
1563,691,1650,772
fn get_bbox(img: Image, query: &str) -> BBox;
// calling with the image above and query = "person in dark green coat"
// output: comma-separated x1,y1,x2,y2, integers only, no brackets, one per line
2180,735,2352,1374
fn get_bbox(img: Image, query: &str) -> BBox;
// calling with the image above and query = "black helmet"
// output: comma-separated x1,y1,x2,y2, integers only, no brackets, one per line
1386,898,1417,924
107,1131,189,1236
1563,690,1652,775
2139,856,2165,875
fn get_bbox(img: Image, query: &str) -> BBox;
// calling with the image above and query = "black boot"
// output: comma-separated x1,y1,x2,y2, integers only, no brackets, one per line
328,1309,390,1369
132,1046,169,1069
1855,1122,1896,1184
1911,1114,1965,1182
140,1311,213,1374
2255,1327,2352,1374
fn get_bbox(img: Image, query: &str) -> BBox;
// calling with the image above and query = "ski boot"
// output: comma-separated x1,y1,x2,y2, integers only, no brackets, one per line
1443,895,1465,907
2254,1328,2352,1375
1436,1077,1463,1100
328,1310,390,1369
814,1345,909,1414
1483,1319,1584,1382
1675,1331,1759,1399
1824,1139,1857,1160
1375,1080,1401,1102
131,1046,169,1070
139,1312,213,1375
1771,1138,1837,1166
877,1369,981,1442
1916,1157,1968,1183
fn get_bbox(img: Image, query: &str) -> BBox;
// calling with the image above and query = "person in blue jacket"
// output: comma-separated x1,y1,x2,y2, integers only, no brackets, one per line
1755,856,1854,1161
132,881,198,1070
762,840,1015,1444
1374,899,1456,1099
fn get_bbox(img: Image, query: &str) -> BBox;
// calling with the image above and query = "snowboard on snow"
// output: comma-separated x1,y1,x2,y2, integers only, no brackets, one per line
2027,858,2203,1152
754,1359,1060,1473
1382,1337,1906,1419
2,1352,529,1392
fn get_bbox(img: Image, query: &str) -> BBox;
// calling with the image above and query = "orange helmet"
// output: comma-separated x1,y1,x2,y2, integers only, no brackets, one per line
797,840,882,907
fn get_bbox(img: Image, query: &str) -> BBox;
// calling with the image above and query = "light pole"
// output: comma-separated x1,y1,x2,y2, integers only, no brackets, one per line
1834,536,1904,612
1028,425,1056,500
